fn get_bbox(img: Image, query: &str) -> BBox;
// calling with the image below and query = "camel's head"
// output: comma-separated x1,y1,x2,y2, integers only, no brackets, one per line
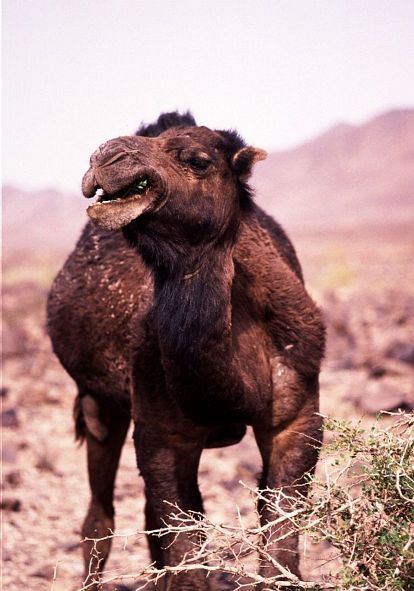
82,123,266,262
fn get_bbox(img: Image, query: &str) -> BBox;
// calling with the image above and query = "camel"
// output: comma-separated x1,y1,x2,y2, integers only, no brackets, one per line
47,112,325,590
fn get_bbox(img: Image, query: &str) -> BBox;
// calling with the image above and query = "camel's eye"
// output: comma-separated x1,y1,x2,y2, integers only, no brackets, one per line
180,150,212,172
187,155,211,171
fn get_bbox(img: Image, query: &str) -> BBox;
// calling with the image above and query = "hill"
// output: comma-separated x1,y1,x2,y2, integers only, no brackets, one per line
3,108,414,258
252,108,414,230
2,186,87,259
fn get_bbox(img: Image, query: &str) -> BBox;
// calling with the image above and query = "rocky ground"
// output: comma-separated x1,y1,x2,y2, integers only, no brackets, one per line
2,228,414,590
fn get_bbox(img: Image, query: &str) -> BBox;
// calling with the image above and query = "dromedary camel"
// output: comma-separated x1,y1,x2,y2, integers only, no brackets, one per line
47,112,325,590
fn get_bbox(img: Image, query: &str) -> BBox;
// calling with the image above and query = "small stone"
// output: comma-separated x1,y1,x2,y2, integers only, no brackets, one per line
31,563,54,579
1,497,21,511
35,454,56,473
44,389,61,404
4,470,22,487
1,408,19,428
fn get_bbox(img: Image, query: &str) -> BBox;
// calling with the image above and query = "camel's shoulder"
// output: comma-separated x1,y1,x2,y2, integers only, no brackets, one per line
235,206,303,285
234,208,325,373
241,205,304,282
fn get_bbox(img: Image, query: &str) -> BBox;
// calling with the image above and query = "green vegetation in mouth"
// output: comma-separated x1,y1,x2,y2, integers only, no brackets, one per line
134,179,149,194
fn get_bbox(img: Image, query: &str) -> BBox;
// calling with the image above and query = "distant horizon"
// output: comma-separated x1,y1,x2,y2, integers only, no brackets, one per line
3,0,414,192
3,105,413,195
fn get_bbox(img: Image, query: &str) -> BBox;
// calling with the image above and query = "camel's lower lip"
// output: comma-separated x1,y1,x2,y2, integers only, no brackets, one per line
86,187,165,231
93,191,149,206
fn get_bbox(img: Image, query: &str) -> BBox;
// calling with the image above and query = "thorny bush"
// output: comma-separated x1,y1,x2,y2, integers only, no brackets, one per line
78,412,413,591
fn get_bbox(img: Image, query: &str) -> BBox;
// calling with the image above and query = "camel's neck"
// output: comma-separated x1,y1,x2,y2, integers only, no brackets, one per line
152,242,242,417
153,244,233,361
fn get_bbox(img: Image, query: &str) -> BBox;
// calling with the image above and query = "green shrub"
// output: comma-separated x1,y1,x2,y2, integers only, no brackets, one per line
304,413,414,590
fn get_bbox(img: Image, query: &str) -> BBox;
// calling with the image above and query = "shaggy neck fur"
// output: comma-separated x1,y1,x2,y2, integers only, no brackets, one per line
154,243,234,359
152,240,247,421
123,183,257,422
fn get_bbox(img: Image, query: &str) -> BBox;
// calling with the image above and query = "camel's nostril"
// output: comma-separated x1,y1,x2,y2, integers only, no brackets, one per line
82,168,100,199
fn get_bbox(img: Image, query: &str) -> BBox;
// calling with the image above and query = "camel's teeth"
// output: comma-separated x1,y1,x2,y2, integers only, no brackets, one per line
98,193,142,205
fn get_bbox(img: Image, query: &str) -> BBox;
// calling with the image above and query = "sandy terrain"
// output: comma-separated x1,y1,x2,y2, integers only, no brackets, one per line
2,228,414,590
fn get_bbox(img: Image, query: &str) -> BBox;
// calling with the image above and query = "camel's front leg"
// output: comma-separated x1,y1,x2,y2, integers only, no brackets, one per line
253,385,322,584
80,396,130,590
134,422,210,591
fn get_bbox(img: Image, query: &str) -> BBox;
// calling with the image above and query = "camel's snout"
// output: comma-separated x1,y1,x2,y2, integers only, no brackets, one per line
85,161,167,232
82,136,154,199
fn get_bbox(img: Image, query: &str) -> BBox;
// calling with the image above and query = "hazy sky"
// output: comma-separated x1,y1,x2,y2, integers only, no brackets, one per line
3,0,414,192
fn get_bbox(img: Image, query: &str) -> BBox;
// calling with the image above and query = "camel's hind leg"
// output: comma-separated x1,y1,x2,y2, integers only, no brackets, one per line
78,394,130,589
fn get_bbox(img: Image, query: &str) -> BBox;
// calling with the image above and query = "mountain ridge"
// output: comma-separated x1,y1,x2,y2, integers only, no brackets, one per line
3,108,414,256
252,108,414,229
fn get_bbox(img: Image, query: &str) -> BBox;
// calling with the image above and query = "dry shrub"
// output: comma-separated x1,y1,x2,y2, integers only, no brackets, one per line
79,412,413,591
306,412,414,590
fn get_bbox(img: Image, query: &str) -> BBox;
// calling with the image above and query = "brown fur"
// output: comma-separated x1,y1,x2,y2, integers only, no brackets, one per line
47,113,324,590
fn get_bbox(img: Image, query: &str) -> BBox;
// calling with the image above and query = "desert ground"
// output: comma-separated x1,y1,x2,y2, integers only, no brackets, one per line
2,223,414,590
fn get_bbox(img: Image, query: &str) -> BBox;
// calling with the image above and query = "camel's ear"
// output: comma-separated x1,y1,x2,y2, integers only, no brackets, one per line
232,147,267,180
